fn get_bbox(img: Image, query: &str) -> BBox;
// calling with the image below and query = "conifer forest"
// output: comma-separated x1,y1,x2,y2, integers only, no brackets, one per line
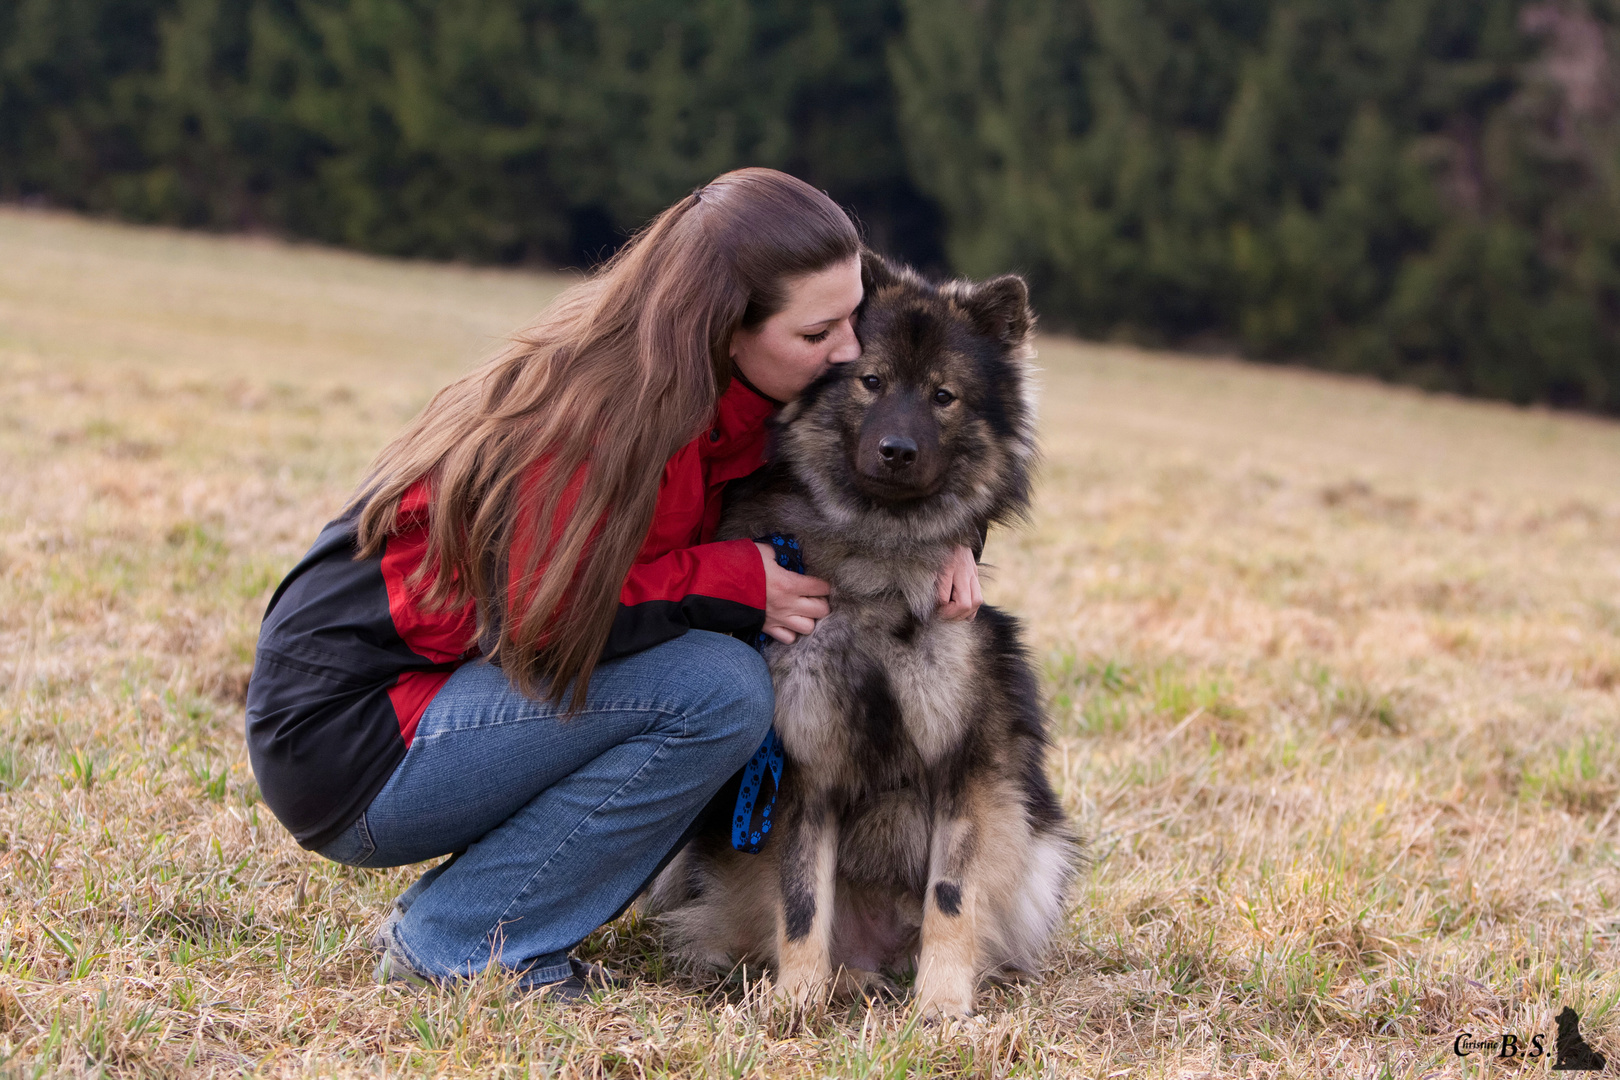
4,0,1619,411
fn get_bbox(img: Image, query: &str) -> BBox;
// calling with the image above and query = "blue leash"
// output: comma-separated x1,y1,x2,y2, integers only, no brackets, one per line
731,534,798,854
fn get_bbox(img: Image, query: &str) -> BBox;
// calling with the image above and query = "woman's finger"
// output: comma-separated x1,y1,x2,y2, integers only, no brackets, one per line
956,545,982,618
784,614,817,635
795,572,832,597
765,624,797,644
789,596,830,621
933,544,982,621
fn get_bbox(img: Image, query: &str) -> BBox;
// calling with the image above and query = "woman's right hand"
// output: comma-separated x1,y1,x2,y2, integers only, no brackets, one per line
756,542,831,644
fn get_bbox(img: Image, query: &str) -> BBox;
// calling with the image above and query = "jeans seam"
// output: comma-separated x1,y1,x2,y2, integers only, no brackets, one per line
353,812,377,865
414,703,684,741
463,711,691,972
319,813,376,866
515,960,574,988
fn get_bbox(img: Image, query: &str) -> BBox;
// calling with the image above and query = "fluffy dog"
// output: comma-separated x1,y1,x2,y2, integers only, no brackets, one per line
647,252,1079,1018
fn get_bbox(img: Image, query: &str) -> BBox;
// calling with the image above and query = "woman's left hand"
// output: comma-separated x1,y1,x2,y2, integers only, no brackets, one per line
936,544,982,621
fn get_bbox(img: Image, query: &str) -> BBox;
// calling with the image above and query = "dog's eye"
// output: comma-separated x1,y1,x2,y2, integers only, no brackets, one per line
933,388,956,406
861,374,882,391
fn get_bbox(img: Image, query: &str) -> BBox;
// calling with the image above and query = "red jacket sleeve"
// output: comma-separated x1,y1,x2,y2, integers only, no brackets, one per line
602,538,766,659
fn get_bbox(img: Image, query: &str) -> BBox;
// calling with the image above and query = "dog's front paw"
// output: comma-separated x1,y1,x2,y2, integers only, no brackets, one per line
915,956,977,1020
916,989,975,1022
773,966,831,1009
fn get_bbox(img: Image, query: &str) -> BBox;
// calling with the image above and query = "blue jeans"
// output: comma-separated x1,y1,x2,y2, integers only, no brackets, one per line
315,630,773,989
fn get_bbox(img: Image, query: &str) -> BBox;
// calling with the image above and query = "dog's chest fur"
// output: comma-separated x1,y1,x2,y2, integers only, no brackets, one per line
772,598,973,772
759,527,979,788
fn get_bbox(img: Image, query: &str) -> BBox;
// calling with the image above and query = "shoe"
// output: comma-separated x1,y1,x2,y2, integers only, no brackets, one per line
526,957,623,1002
372,915,432,989
374,948,431,989
569,956,622,990
370,903,404,954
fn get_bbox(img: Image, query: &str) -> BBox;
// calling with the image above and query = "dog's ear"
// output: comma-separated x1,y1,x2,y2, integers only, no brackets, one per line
959,274,1033,345
861,248,900,295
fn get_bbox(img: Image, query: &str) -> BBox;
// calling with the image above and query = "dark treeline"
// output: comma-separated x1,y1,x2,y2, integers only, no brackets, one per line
4,0,1619,410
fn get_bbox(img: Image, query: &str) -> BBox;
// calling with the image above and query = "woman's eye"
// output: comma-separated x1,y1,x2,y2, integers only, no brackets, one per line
804,329,831,344
934,388,956,405
861,374,882,390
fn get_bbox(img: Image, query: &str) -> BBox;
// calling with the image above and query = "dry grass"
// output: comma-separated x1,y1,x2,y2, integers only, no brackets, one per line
1,205,1618,1078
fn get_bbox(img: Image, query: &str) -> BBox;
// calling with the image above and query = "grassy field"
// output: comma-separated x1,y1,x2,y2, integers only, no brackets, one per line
1,206,1618,1078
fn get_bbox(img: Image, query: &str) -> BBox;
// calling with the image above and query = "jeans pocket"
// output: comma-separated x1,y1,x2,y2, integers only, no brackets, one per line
316,812,376,866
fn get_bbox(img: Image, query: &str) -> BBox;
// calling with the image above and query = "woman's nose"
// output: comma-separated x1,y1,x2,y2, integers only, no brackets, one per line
828,319,861,365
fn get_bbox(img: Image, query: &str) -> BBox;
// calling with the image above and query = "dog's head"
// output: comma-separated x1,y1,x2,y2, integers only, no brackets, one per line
775,251,1037,541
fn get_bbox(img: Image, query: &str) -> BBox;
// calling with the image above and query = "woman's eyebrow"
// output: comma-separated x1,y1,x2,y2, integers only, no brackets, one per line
798,302,861,330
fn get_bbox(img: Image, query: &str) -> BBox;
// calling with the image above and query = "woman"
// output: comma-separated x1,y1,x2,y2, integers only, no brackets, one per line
244,168,984,997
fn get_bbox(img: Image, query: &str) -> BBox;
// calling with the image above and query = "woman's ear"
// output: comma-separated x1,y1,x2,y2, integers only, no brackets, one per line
727,322,751,362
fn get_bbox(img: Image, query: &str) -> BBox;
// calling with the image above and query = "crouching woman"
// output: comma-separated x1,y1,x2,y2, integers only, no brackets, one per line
244,168,982,998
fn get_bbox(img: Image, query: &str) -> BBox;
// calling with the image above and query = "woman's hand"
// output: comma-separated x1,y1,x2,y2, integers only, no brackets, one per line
757,542,832,644
936,544,982,621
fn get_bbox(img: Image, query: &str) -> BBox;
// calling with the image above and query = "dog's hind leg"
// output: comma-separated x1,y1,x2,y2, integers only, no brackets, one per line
773,798,839,1007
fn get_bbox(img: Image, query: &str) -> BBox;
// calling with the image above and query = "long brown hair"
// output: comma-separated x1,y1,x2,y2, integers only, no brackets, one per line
352,168,859,705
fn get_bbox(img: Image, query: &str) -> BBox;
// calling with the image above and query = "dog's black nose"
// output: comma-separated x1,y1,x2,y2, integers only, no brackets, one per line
878,435,918,469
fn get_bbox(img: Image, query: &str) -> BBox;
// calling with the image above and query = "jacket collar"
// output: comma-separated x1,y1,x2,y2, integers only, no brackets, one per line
729,368,785,409
712,374,778,437
702,374,778,477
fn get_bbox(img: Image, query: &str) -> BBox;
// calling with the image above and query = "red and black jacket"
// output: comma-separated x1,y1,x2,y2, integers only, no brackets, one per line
245,378,777,850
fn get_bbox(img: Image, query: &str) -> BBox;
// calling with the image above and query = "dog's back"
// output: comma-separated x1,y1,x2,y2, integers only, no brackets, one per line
647,253,1080,1018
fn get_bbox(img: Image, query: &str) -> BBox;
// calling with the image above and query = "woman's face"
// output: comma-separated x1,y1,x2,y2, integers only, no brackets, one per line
730,257,863,401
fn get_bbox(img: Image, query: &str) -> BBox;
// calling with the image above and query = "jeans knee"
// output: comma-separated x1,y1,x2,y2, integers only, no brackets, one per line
677,631,775,754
